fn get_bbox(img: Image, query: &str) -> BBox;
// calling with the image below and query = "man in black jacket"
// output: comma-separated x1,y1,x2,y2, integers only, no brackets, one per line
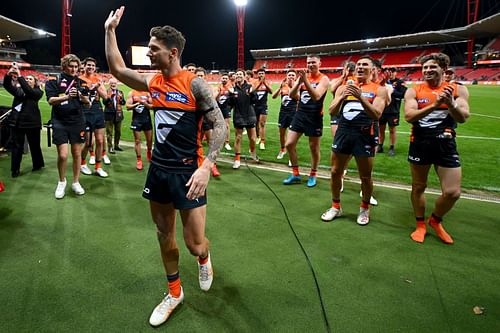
3,64,45,177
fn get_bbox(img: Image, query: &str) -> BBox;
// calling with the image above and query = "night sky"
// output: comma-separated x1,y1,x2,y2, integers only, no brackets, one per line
2,0,499,70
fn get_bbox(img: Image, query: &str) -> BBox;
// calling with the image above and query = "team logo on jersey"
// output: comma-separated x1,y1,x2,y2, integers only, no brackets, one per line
166,92,189,104
417,98,430,104
155,110,184,143
361,92,375,99
151,92,161,99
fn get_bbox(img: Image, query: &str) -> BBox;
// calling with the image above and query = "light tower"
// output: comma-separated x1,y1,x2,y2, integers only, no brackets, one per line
466,0,480,68
61,0,73,57
234,0,248,69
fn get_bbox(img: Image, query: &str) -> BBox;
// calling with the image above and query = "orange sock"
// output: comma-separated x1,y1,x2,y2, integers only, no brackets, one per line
310,169,317,177
198,255,209,265
81,159,86,165
235,153,241,161
429,214,454,244
95,162,101,170
167,272,182,298
292,166,300,176
411,217,427,243
332,199,341,209
90,151,95,157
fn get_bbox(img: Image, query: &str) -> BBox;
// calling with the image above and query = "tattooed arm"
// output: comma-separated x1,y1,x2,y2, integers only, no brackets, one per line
185,77,227,200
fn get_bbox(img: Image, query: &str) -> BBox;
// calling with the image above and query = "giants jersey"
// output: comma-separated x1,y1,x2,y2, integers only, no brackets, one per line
254,82,269,108
217,83,232,110
149,71,204,172
339,81,379,129
130,90,152,122
411,82,458,138
280,84,297,113
298,73,327,114
79,74,102,111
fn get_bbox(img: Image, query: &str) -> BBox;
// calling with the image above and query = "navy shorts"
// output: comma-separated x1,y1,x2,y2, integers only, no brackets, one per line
254,106,268,118
53,124,86,145
131,117,153,132
142,163,207,209
379,113,400,127
278,111,294,129
332,127,377,157
289,111,323,137
408,137,461,168
84,110,105,131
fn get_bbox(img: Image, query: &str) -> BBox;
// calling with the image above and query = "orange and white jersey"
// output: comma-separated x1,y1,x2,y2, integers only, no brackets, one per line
149,70,204,171
298,73,328,114
411,81,458,137
339,81,379,129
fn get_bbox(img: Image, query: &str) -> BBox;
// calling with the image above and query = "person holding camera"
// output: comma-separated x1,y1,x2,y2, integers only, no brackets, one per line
3,63,45,177
404,53,470,244
321,55,388,225
104,78,125,154
45,54,90,199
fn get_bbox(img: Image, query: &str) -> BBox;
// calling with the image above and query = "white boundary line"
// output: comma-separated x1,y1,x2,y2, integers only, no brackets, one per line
217,155,500,204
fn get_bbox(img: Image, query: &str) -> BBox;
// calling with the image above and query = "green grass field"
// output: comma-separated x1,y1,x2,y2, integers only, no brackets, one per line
0,140,499,332
1,83,499,194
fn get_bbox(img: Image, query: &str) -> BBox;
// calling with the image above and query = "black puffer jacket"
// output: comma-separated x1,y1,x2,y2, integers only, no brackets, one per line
3,74,43,129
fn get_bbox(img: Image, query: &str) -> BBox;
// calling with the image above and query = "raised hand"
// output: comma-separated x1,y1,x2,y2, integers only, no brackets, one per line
104,6,125,31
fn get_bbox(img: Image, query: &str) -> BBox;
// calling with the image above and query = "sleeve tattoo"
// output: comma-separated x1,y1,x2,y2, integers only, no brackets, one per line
191,77,227,163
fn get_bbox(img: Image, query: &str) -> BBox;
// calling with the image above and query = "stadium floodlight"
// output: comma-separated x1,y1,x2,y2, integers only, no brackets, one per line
281,47,292,52
36,29,47,35
234,0,248,69
234,0,248,6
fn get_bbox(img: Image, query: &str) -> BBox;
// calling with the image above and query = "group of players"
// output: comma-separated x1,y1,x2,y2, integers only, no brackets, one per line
45,55,156,199
3,5,470,327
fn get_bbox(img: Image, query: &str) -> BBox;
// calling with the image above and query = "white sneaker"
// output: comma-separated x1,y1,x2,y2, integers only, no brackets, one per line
255,137,261,145
242,128,247,135
71,182,85,195
277,150,286,159
80,164,92,175
250,152,259,162
95,168,108,178
259,142,266,150
321,207,343,222
54,179,67,199
288,160,292,167
359,191,378,206
232,160,241,169
102,154,111,165
89,155,96,165
224,143,232,151
149,288,184,327
357,208,370,225
198,252,213,291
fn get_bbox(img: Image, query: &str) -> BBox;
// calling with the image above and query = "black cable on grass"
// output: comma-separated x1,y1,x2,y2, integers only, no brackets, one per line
243,158,331,333
425,251,453,333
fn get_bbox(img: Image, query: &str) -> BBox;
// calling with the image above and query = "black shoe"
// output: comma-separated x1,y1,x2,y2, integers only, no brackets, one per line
377,145,384,153
114,146,123,151
32,165,44,172
11,170,20,178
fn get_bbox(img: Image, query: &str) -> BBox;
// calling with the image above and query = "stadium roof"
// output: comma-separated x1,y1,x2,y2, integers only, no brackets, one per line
0,15,55,42
251,12,500,58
